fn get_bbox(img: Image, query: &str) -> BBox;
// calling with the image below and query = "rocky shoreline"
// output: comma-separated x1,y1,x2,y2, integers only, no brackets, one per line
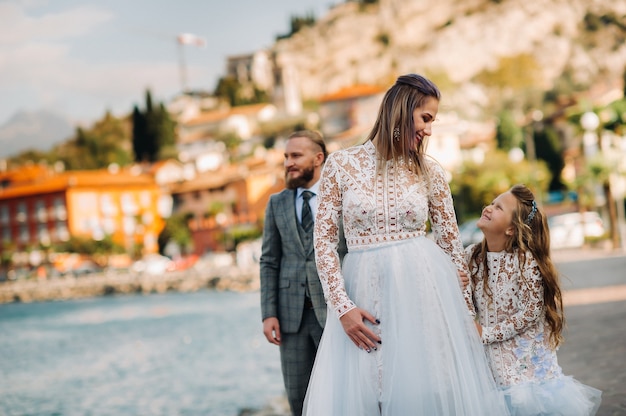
0,266,260,304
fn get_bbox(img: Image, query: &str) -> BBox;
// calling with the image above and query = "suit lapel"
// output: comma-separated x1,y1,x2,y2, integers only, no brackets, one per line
280,189,307,256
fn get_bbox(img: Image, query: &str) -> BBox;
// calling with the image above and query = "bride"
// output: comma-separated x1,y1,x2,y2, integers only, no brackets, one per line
303,74,509,415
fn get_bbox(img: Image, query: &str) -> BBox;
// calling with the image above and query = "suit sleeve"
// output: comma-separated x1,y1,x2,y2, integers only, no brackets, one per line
259,196,281,321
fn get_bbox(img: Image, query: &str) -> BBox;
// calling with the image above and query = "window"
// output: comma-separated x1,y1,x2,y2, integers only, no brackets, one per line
35,200,47,222
19,224,29,243
140,191,152,208
100,194,117,217
16,202,27,223
53,198,67,220
55,221,69,241
0,205,9,225
37,223,50,244
121,193,138,215
2,227,10,242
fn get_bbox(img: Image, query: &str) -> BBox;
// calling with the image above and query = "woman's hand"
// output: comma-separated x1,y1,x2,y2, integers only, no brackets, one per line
339,308,381,352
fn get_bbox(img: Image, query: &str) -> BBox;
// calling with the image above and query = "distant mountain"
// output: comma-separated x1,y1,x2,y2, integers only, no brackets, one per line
0,110,75,159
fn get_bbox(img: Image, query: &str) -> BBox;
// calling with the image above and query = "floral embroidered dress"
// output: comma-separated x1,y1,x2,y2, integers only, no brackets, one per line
467,247,602,416
302,141,509,415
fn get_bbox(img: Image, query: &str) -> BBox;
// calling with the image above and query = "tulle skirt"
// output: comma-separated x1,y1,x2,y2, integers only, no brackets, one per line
502,375,601,416
303,236,509,415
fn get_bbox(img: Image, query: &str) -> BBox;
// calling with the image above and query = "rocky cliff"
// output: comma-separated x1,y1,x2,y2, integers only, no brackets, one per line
274,0,626,117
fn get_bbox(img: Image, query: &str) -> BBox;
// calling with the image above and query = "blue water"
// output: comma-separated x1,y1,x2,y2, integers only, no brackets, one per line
0,291,285,416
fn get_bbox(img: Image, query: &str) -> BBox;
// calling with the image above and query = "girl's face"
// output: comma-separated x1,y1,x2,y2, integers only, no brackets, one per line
477,191,517,238
412,97,438,147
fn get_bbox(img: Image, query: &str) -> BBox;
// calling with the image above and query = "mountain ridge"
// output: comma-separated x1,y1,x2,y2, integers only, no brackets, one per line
0,110,74,159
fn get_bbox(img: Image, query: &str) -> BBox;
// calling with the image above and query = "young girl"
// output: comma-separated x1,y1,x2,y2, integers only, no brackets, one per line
467,184,602,416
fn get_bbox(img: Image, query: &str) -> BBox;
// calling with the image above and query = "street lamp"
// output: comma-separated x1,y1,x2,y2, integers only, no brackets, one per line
581,111,600,158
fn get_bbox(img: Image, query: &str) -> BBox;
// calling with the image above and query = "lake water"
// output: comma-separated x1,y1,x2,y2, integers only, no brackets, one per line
0,290,285,415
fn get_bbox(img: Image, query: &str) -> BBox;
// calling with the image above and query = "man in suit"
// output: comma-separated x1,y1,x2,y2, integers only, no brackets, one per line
260,130,345,416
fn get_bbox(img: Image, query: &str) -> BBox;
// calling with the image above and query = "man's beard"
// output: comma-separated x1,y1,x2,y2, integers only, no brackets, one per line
285,165,315,189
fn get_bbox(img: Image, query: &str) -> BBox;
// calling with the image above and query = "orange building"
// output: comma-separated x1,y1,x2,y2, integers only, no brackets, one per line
0,166,168,257
169,155,284,255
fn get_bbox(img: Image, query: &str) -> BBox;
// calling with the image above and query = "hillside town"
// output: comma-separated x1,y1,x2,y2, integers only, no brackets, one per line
1,0,626,301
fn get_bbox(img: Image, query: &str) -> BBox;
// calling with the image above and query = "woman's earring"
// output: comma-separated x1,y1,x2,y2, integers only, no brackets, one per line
393,127,400,142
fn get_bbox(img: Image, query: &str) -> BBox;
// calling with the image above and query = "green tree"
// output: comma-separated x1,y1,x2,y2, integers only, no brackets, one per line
474,53,543,114
495,110,522,151
276,11,317,39
55,235,125,256
132,90,176,163
12,111,132,170
158,213,193,255
214,75,269,107
529,124,566,191
602,98,626,135
451,150,550,221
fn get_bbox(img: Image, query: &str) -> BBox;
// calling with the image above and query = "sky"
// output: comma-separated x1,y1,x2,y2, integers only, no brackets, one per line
0,0,333,126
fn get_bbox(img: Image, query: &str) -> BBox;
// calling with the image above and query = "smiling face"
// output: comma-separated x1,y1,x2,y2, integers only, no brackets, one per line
412,97,438,149
477,191,517,248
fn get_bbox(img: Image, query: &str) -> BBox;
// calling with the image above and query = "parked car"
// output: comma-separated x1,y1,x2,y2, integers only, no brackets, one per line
458,218,483,247
548,212,605,249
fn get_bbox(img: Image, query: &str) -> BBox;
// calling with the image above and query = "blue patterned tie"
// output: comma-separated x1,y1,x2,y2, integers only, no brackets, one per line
301,191,314,233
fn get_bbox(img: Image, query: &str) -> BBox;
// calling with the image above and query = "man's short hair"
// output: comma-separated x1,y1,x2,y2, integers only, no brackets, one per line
288,130,328,161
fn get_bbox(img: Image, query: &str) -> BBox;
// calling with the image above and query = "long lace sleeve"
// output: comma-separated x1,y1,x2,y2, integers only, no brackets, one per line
426,159,474,314
314,154,356,317
482,254,544,344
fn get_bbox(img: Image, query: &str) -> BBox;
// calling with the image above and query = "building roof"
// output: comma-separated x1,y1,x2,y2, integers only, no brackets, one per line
319,84,385,103
0,164,51,185
0,169,157,200
170,161,249,193
182,103,274,127
183,109,231,126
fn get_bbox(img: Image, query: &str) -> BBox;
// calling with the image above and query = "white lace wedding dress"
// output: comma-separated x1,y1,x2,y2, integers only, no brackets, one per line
303,141,509,415
467,249,602,415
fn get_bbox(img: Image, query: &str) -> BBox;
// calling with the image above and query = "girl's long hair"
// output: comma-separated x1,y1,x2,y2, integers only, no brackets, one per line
470,184,564,348
366,74,440,177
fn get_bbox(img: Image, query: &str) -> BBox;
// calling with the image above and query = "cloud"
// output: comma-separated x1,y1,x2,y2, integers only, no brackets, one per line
0,2,113,44
0,2,200,125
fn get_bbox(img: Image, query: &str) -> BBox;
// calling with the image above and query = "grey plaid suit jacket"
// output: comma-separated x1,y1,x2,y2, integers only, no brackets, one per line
260,188,346,333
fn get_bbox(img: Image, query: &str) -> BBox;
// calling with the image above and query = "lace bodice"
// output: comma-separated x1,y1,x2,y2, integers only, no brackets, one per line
314,141,470,317
467,248,563,387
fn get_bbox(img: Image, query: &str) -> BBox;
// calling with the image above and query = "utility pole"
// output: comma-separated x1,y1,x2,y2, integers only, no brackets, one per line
176,33,207,94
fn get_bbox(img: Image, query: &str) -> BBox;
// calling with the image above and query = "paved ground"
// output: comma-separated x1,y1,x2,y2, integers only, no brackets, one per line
555,249,626,416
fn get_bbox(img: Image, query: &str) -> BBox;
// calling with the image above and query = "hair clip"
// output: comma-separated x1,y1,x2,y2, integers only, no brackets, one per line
525,200,537,224
393,127,400,142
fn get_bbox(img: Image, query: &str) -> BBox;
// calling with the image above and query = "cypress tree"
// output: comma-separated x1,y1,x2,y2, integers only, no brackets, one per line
132,105,147,162
132,89,177,162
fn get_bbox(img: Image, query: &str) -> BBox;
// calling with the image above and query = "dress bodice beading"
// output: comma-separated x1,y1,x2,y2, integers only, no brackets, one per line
315,141,469,317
